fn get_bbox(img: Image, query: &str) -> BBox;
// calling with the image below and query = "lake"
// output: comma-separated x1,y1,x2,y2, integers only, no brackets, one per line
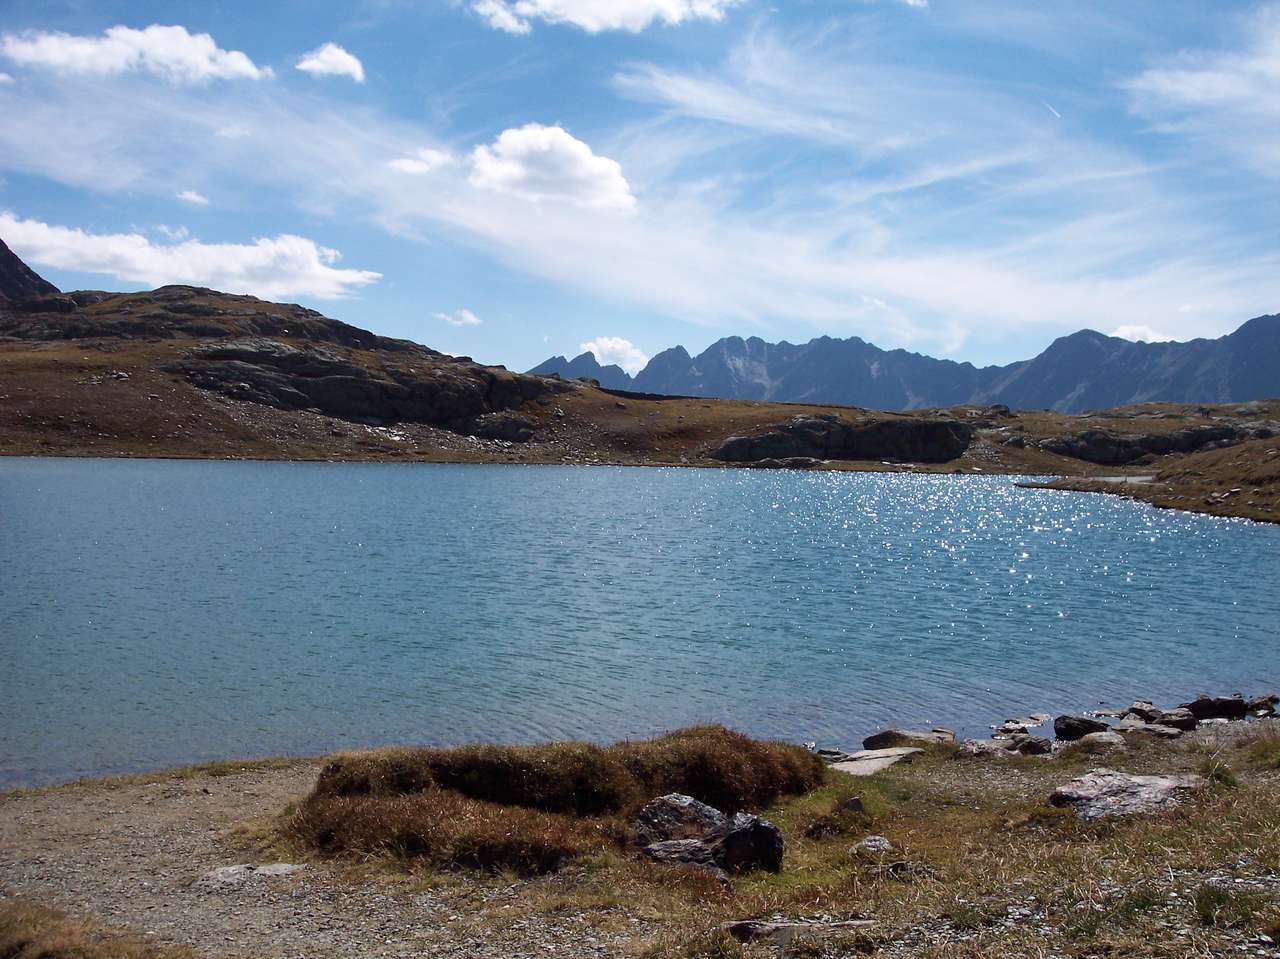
1,457,1277,789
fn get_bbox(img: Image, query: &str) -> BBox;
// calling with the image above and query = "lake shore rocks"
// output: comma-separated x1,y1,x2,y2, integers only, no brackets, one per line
1048,768,1206,820
633,794,784,873
708,413,973,464
1179,694,1248,721
862,728,955,750
1054,715,1110,741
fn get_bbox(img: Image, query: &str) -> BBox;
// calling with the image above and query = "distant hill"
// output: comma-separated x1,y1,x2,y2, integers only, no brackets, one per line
0,238,59,303
529,317,1280,412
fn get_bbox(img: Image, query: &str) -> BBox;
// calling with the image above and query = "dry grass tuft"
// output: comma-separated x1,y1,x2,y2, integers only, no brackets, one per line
0,900,192,959
288,726,824,873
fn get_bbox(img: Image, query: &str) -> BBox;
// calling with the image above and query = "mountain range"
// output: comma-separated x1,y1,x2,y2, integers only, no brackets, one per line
530,316,1280,413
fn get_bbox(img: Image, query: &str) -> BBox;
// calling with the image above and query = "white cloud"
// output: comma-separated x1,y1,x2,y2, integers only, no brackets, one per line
1125,8,1280,176
295,42,364,83
176,189,209,206
581,336,648,374
0,72,13,84
0,212,380,299
0,24,268,84
388,148,454,175
472,0,741,34
435,309,482,327
1112,325,1174,343
470,123,635,211
155,224,189,241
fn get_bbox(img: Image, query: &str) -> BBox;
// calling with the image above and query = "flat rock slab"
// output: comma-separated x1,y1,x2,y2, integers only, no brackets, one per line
862,728,955,750
1049,768,1205,821
195,863,305,890
831,747,923,776
724,919,877,947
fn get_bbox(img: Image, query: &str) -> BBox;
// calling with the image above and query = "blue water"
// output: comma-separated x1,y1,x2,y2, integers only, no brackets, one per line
1,457,1277,789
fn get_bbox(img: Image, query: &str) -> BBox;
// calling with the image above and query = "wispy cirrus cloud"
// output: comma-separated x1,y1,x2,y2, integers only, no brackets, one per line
0,24,269,83
436,308,482,327
0,212,379,299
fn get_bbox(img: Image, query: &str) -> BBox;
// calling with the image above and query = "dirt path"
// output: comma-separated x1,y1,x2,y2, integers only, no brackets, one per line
0,763,650,958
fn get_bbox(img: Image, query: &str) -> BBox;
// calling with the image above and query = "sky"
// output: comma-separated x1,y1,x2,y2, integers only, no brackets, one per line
1,1,1278,374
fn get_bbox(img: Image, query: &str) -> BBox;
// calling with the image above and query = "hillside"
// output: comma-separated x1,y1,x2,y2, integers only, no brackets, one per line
533,318,1280,413
1,244,1277,522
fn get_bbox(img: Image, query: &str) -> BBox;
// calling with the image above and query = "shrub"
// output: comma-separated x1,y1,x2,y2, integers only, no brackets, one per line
1194,882,1273,928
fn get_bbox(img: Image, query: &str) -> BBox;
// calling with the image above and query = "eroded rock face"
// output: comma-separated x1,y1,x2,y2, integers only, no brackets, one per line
1179,694,1248,721
1039,425,1271,465
1053,715,1110,741
709,414,972,464
169,337,561,435
1048,768,1205,820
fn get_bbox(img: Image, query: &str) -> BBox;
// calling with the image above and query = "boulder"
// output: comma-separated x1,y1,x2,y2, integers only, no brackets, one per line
1179,694,1247,721
1008,733,1053,756
1247,694,1279,718
642,839,716,867
632,793,727,847
831,747,924,776
958,738,1017,758
1053,715,1110,741
851,835,895,859
993,714,1050,736
1049,768,1205,821
713,813,785,873
1077,731,1127,751
1112,717,1183,739
862,728,955,750
1124,700,1163,723
194,863,304,890
1157,708,1198,731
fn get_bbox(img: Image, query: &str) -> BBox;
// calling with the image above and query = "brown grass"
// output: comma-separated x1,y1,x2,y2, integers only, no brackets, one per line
0,900,192,959
286,726,824,874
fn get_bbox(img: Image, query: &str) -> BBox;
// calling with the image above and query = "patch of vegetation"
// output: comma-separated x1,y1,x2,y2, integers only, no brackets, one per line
288,726,824,873
1241,727,1280,770
0,900,192,959
1198,756,1240,788
1193,882,1275,929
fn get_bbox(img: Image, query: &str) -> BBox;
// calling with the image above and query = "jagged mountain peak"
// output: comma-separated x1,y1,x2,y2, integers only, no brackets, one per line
0,238,60,303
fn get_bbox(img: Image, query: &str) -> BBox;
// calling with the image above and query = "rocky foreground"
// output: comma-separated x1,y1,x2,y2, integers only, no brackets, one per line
3,690,1279,959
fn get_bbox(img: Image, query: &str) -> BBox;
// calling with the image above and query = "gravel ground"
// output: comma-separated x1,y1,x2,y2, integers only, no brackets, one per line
0,763,653,959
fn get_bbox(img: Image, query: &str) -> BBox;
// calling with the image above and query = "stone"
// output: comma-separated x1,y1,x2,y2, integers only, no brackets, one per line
1048,768,1205,821
1112,717,1183,739
1077,731,1127,750
1157,708,1198,731
958,738,1017,758
712,813,785,873
1247,694,1279,717
642,839,716,867
709,415,973,465
723,919,877,948
995,714,1051,736
831,747,924,776
1124,700,1163,723
195,863,304,890
1008,733,1053,756
862,728,955,750
851,835,895,859
1179,694,1247,721
1053,715,1110,741
632,793,727,847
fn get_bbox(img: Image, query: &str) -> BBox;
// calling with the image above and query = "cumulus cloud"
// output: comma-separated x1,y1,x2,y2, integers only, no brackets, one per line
0,24,268,84
0,72,13,84
470,124,635,211
435,309,483,327
581,336,648,374
471,0,741,34
388,148,454,175
176,189,209,206
295,42,364,83
1,212,379,299
1113,325,1174,343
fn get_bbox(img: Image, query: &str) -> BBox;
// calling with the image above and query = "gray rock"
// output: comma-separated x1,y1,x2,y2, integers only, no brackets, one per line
851,835,895,859
1049,768,1205,820
1247,694,1279,717
713,813,785,873
1008,733,1053,756
958,738,1017,758
709,415,973,464
723,918,877,948
1157,707,1198,731
1077,731,1127,750
862,728,955,750
642,839,716,867
1112,717,1183,739
1124,700,1163,723
831,747,924,776
195,863,304,890
1179,694,1247,721
632,793,727,847
1053,715,1110,741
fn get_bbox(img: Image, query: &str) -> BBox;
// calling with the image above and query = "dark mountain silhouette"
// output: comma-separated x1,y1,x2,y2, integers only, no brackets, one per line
528,351,633,391
0,239,59,303
529,317,1280,413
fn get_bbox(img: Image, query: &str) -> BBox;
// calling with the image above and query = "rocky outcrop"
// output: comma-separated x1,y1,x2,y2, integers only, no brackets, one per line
1049,768,1205,820
168,337,561,434
1039,425,1273,465
1179,694,1248,721
0,238,59,304
709,414,972,464
633,794,784,873
1053,715,1110,741
862,729,955,750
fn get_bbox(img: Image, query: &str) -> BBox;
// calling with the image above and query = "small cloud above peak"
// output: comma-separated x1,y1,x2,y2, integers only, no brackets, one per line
1113,324,1173,343
470,124,635,212
436,309,482,327
581,336,648,374
176,189,209,206
471,0,742,34
0,24,268,84
295,42,364,83
388,148,454,175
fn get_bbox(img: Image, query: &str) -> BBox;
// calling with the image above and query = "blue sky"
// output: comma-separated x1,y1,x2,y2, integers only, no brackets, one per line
2,1,1278,374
